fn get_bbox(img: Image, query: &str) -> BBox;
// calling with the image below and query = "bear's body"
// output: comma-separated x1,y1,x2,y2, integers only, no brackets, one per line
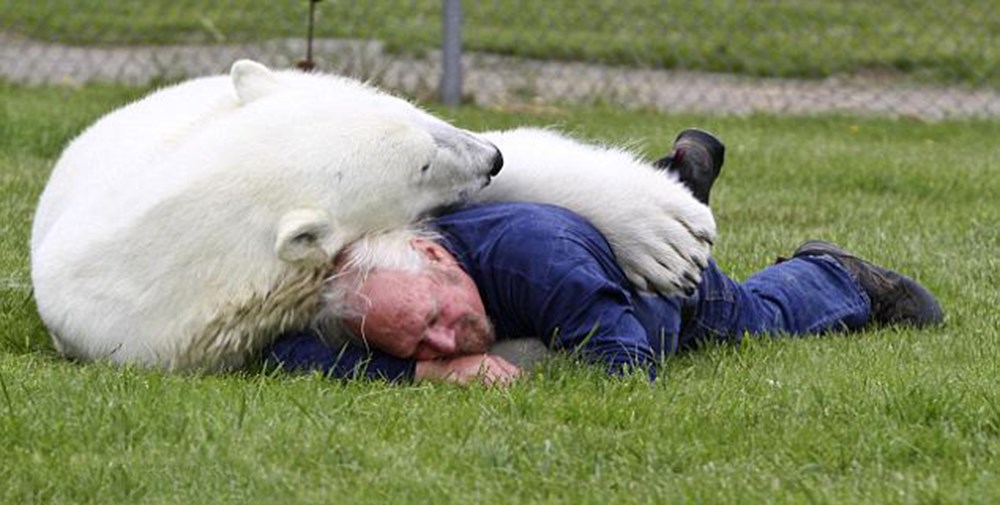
31,60,714,371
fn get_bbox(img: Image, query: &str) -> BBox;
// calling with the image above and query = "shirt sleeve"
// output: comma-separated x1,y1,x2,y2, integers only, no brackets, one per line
265,329,416,383
533,258,658,380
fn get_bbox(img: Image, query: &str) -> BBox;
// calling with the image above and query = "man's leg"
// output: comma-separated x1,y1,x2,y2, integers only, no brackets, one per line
678,255,872,349
678,242,942,348
790,241,944,328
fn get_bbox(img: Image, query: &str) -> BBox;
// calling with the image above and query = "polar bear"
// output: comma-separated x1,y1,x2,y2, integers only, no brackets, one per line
31,60,714,372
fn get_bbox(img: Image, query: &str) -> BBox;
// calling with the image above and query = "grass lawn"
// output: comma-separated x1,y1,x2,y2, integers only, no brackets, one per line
2,0,997,87
2,81,999,503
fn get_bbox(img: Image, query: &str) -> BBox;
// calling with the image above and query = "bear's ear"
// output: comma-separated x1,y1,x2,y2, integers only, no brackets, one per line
231,59,280,104
275,209,336,264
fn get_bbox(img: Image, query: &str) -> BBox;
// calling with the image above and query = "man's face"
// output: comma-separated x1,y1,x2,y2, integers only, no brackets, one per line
347,250,494,361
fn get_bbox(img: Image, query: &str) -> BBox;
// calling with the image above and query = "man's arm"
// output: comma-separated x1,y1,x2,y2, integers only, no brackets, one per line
539,275,660,380
266,329,416,382
266,330,521,385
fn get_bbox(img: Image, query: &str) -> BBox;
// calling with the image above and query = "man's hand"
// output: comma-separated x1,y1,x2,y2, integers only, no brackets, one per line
414,353,521,386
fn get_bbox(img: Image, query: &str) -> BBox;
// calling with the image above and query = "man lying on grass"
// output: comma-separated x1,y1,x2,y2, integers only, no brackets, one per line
265,129,944,385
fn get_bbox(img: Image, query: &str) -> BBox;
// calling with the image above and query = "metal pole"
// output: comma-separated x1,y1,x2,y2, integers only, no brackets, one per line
297,0,323,71
440,0,463,106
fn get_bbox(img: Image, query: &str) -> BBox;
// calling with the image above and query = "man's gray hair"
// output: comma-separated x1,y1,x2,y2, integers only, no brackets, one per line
312,224,442,345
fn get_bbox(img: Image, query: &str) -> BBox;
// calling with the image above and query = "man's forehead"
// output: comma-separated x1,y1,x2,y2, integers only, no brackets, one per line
360,270,432,308
355,270,433,338
364,268,425,290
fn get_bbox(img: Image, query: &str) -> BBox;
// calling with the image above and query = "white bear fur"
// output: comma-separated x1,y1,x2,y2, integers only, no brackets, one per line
478,128,715,294
31,60,714,371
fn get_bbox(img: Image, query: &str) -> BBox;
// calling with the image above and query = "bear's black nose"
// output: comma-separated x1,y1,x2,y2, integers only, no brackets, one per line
490,150,504,176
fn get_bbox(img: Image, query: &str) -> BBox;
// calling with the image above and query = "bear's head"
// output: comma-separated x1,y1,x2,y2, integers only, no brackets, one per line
31,60,503,371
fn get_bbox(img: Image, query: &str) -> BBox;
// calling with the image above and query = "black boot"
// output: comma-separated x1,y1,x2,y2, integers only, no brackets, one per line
792,240,944,328
653,128,725,205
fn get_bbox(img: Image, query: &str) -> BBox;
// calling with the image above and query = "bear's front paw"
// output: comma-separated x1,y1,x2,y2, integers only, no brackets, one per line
608,196,716,297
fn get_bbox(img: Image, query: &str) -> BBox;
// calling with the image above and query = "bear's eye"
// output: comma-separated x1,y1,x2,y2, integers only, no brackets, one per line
292,231,316,245
420,164,430,173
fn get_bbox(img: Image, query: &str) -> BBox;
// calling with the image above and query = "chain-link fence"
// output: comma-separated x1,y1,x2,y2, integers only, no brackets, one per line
2,1,997,119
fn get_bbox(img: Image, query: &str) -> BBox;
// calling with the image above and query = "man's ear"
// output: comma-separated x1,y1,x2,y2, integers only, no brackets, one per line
410,237,453,265
276,209,336,264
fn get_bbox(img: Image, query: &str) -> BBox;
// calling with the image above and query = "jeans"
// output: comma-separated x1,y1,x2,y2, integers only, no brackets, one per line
636,256,871,357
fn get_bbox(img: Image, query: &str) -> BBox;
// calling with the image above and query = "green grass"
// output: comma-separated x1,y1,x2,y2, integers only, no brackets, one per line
2,82,1000,503
2,0,997,87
